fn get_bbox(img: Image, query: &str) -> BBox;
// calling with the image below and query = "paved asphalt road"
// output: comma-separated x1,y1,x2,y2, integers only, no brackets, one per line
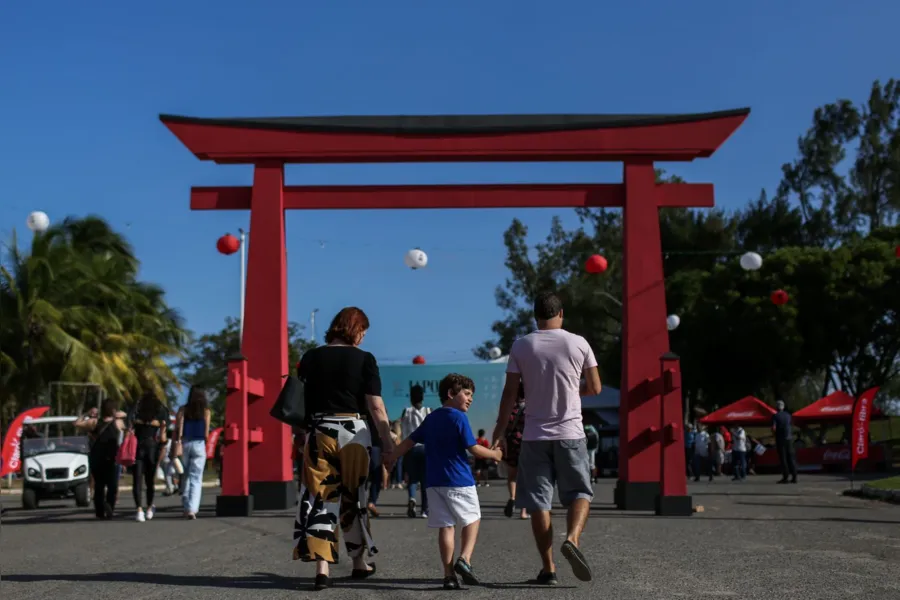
2,474,899,599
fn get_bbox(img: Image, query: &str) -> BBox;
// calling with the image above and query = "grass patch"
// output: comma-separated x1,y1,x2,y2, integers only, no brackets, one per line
866,476,900,491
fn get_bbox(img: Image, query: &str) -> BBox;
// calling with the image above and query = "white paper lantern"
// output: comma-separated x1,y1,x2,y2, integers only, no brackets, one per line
666,314,681,331
739,251,763,271
26,211,50,233
404,248,428,269
488,346,502,360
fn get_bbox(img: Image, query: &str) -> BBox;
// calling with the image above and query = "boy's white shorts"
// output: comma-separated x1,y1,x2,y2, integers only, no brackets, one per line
426,485,481,528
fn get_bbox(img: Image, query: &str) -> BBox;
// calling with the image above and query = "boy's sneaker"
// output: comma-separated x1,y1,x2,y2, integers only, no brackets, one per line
135,509,145,522
443,574,461,590
532,570,558,586
420,511,428,519
406,499,417,519
146,506,156,521
453,557,480,586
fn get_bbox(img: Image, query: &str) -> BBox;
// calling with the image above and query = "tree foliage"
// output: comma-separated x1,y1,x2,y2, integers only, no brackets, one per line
0,216,189,427
176,317,317,426
479,79,900,411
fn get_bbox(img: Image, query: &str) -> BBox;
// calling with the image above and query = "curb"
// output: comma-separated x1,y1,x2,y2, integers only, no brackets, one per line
843,485,900,505
0,481,219,497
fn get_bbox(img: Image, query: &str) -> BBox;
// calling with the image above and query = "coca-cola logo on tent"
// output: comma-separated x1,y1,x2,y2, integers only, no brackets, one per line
823,449,850,462
820,405,852,413
725,411,757,418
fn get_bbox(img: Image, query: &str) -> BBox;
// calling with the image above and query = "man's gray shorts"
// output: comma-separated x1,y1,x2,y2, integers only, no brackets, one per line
515,438,594,512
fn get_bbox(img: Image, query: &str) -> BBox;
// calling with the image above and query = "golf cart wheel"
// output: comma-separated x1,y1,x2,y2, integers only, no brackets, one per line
22,488,39,510
74,483,91,507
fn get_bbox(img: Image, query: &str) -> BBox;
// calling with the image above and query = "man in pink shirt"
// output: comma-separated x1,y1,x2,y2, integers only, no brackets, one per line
492,291,602,586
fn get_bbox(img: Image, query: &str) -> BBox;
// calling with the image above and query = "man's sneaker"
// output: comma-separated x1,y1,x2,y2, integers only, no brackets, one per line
135,509,145,522
146,506,156,521
420,511,428,519
406,499,417,519
532,571,558,586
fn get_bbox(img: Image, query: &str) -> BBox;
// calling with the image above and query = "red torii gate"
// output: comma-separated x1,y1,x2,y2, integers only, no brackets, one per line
161,109,749,515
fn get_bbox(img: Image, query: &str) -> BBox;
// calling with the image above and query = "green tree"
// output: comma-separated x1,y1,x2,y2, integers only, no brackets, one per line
177,317,316,426
0,216,188,428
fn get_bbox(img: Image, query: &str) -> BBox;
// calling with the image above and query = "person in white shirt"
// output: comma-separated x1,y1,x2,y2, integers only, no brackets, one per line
731,426,748,481
693,428,712,482
400,384,432,518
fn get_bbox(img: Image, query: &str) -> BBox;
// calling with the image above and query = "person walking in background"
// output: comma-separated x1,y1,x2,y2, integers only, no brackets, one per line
401,384,431,519
175,386,211,519
502,382,528,520
473,430,492,487
493,291,601,585
130,391,169,522
584,423,600,484
366,428,388,518
772,400,798,484
731,425,748,481
389,420,404,489
712,428,725,476
684,424,696,479
693,426,712,482
87,399,125,519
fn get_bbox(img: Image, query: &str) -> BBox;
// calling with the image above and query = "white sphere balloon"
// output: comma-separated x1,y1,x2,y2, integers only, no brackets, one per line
488,347,502,360
739,251,763,271
666,314,681,331
26,211,50,233
404,248,428,270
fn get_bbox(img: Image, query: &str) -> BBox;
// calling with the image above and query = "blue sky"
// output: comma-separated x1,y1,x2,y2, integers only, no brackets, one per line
1,1,897,367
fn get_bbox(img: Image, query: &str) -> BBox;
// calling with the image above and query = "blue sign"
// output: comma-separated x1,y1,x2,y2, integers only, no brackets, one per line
378,363,507,434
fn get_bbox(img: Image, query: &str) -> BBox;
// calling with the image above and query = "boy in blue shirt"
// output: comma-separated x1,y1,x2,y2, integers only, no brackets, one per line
390,373,503,590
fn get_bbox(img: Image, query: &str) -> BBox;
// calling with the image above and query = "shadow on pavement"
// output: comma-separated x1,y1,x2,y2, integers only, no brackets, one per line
2,571,576,592
736,501,868,510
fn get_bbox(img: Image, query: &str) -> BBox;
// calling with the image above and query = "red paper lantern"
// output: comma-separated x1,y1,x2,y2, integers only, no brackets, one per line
412,355,426,365
216,234,240,255
585,254,608,274
770,289,789,306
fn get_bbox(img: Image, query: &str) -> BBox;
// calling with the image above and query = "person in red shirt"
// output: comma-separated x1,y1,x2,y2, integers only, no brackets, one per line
473,430,492,486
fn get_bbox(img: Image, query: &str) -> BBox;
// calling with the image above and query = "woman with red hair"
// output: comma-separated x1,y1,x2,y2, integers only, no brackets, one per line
291,307,394,591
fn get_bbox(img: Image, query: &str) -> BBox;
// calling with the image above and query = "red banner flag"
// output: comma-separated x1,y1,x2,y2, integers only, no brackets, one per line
851,387,879,470
1,405,51,477
206,426,223,459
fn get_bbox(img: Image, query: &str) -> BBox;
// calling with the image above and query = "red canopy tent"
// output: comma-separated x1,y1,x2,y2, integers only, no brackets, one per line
793,391,885,423
699,396,776,427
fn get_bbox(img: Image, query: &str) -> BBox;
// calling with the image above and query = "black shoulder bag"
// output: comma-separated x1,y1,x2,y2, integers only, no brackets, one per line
270,373,307,427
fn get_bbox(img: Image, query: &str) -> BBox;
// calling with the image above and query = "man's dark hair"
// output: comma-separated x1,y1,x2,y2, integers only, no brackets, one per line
410,384,424,405
533,291,562,321
438,373,475,405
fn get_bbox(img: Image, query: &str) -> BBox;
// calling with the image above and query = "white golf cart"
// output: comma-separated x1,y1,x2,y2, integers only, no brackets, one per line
20,416,91,510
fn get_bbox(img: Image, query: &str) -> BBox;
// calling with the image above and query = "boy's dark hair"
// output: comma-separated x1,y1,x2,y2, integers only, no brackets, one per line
478,429,485,437
410,384,424,404
533,291,562,321
439,373,475,405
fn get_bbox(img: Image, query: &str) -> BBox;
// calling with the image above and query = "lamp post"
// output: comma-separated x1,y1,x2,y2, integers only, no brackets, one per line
310,308,319,343
238,229,247,343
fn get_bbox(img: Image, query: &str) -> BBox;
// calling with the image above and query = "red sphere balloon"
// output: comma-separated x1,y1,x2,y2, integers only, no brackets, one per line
217,234,240,255
585,254,608,274
770,289,789,306
412,355,426,365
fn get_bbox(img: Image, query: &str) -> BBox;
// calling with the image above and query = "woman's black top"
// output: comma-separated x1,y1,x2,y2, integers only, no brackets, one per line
90,419,120,461
131,404,169,445
299,345,382,416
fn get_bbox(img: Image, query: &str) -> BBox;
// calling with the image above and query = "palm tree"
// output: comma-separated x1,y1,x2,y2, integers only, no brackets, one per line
0,216,189,421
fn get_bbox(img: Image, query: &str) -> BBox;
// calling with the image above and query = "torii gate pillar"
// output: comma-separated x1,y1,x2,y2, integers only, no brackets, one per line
161,109,749,511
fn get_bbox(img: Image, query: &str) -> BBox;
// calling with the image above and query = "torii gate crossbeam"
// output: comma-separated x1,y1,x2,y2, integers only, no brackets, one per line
161,109,749,515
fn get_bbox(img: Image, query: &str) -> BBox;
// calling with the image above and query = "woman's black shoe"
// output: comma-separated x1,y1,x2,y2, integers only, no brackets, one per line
351,563,376,579
313,574,331,590
443,575,461,590
504,498,514,518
